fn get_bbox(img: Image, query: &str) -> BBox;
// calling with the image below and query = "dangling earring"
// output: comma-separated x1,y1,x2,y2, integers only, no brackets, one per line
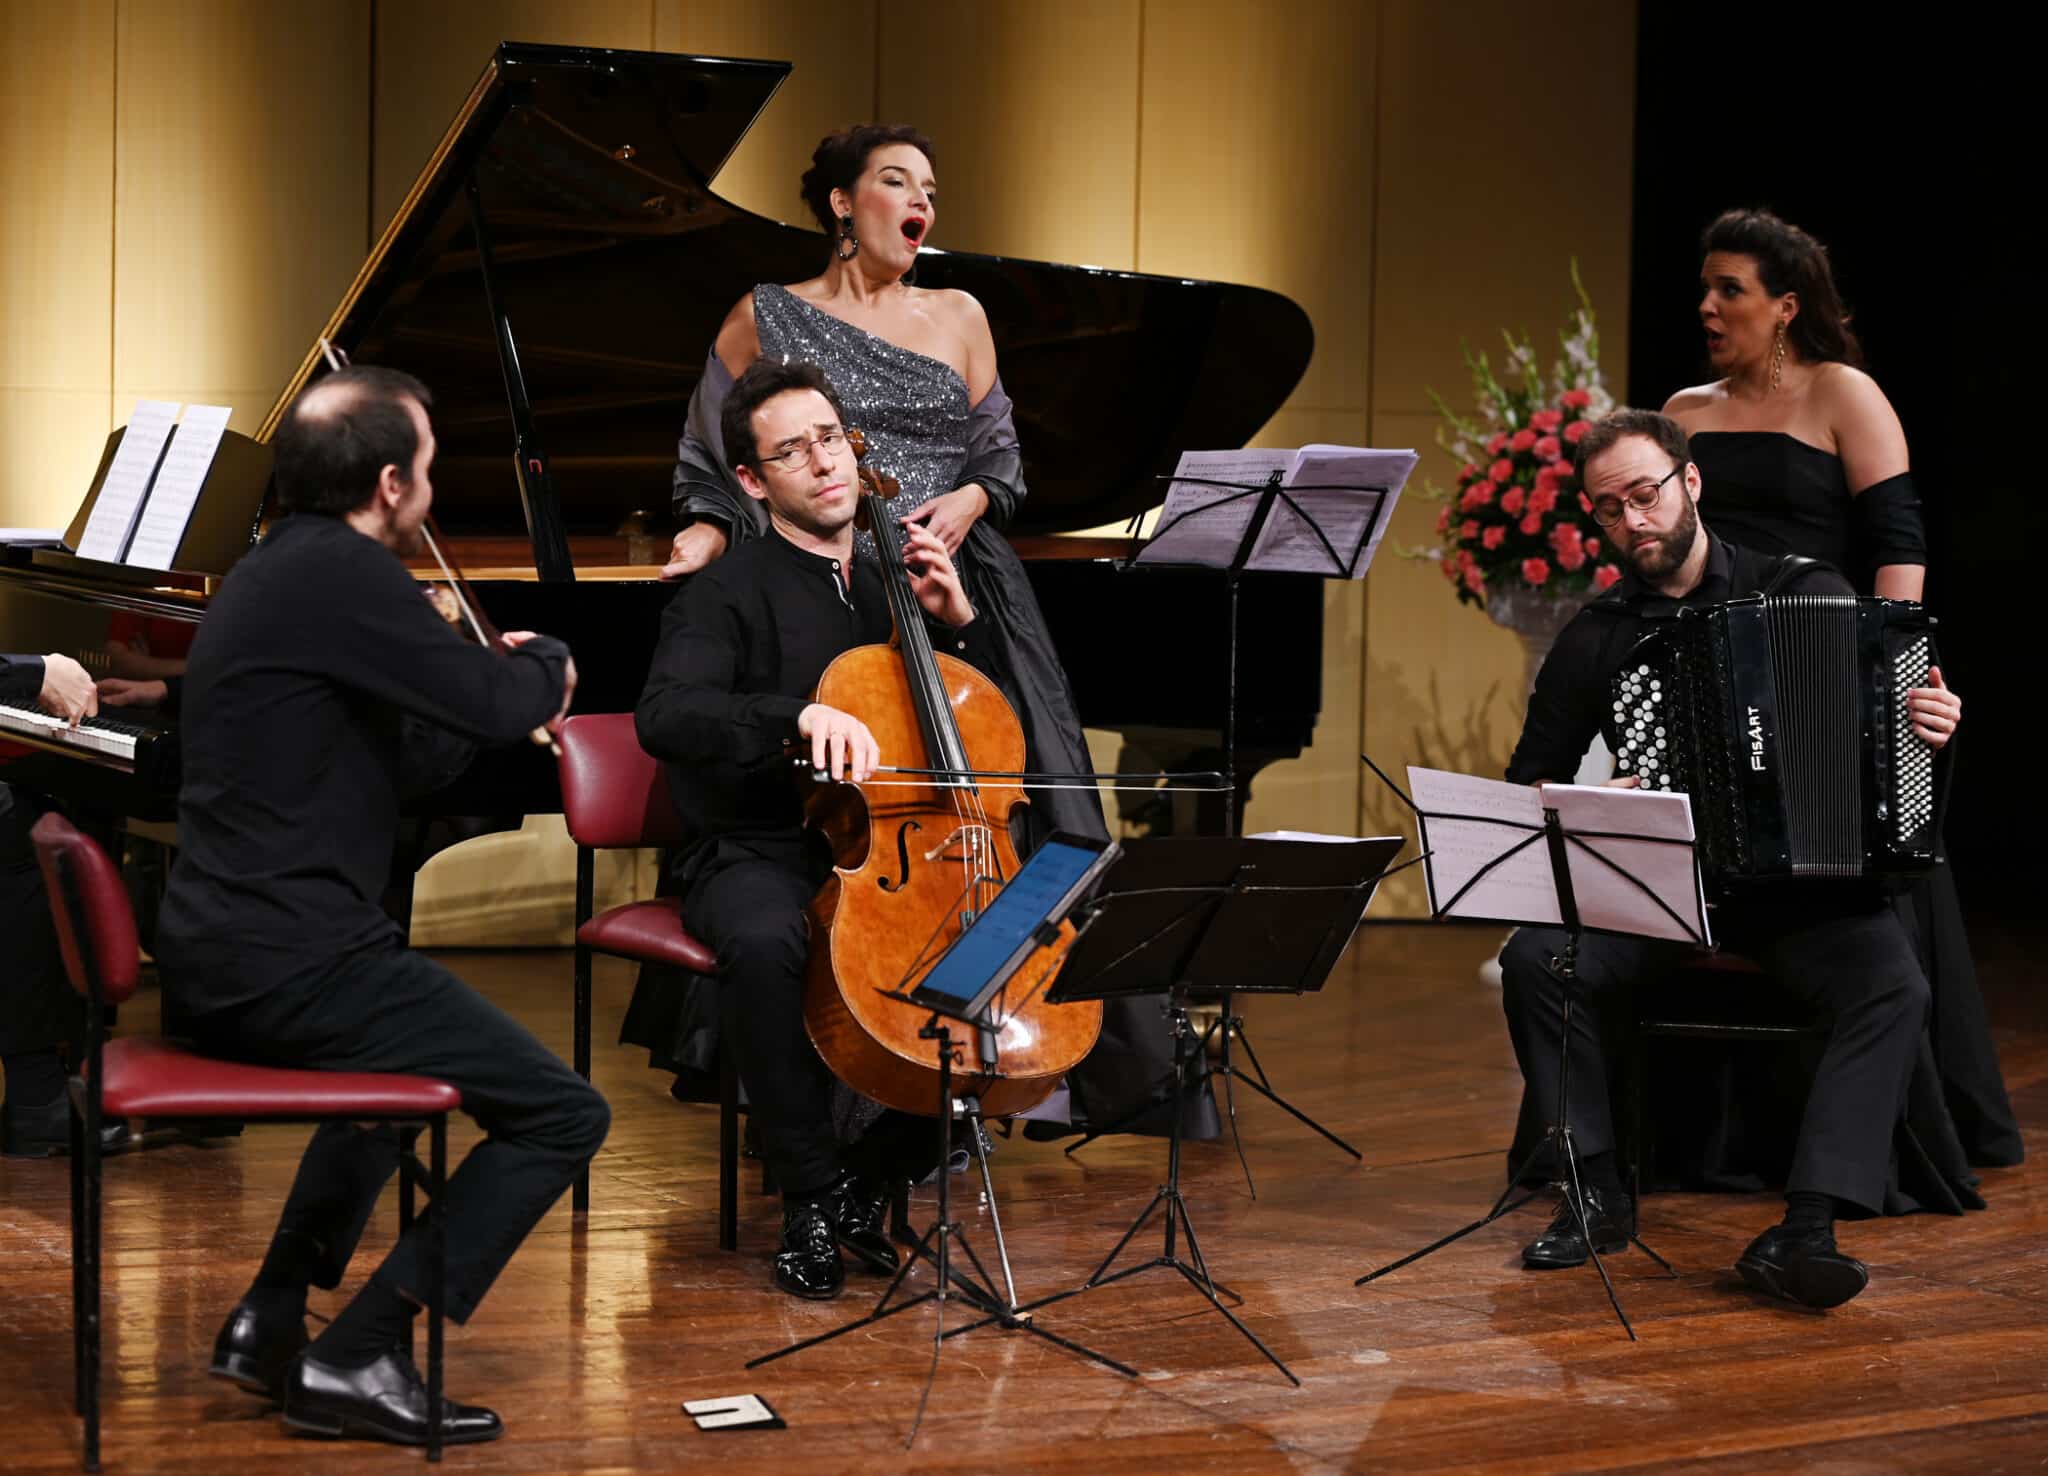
1769,322,1786,394
835,214,858,261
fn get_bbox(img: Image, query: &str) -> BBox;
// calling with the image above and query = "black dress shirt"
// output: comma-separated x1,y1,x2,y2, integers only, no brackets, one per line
635,528,989,886
156,513,569,1011
1506,534,1852,786
2,653,44,704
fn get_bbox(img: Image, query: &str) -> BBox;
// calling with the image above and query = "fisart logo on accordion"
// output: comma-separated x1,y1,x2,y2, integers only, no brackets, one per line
1747,706,1767,771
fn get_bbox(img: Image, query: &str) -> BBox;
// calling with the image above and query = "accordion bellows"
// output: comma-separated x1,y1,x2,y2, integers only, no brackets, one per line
1604,595,1946,889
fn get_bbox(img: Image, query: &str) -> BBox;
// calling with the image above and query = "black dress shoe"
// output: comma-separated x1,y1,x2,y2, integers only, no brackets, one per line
208,1298,309,1400
774,1199,845,1300
1,1097,130,1159
823,1171,901,1275
283,1350,503,1446
1522,1183,1633,1269
1736,1223,1869,1310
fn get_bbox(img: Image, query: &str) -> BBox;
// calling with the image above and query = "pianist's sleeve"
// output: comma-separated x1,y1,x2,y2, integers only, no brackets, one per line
2,653,45,705
672,353,769,545
319,549,569,746
962,377,1024,531
635,574,806,769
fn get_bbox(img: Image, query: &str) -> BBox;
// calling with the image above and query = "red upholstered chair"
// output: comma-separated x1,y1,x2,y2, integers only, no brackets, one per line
31,812,461,1471
554,714,737,1240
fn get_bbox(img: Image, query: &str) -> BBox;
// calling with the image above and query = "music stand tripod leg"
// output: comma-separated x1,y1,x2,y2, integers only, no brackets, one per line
1216,994,1365,1163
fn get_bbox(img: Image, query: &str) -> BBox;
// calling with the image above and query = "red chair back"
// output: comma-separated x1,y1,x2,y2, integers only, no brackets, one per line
30,813,141,1006
557,712,683,850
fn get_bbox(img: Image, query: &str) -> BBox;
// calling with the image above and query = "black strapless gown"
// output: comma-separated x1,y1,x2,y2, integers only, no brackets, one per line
1688,432,2022,1208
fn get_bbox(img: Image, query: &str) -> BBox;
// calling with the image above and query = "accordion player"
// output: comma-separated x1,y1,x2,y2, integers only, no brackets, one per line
1603,592,1948,890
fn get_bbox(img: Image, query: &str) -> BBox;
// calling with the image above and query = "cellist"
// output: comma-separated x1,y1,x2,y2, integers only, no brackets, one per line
635,357,985,1301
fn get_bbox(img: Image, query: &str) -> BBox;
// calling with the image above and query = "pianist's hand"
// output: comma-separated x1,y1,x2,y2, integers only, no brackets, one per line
1908,665,1961,749
899,484,988,555
97,677,168,709
38,653,97,728
662,523,729,581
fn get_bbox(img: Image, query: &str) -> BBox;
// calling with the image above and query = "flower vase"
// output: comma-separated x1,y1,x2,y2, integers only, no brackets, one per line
1476,585,1611,987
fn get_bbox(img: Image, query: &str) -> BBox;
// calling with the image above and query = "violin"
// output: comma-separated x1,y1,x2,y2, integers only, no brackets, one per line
799,430,1102,1117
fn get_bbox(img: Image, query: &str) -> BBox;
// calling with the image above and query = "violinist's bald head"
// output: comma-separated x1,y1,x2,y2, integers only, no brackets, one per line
274,365,434,518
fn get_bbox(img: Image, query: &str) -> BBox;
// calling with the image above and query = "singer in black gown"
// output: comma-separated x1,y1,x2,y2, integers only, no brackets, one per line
1654,210,2021,1212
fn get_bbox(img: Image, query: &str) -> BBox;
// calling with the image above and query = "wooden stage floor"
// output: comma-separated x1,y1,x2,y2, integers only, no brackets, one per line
3,921,2043,1473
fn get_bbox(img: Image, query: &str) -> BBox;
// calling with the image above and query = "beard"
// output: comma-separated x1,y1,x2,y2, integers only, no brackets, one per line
1626,493,1698,581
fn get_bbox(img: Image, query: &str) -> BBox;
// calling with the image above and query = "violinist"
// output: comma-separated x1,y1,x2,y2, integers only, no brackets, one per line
154,366,607,1447
636,357,982,1301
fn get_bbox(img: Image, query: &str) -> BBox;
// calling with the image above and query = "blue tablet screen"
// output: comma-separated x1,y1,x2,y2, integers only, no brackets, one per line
914,839,1106,1006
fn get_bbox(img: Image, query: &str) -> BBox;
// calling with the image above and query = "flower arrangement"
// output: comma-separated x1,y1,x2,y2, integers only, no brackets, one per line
1418,265,1623,607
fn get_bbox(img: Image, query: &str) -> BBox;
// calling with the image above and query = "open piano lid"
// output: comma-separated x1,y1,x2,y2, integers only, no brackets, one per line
267,42,1314,565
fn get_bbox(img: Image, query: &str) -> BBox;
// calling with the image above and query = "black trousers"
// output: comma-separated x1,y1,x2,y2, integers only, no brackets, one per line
1,783,81,1060
1500,893,1929,1216
684,855,936,1199
185,947,609,1323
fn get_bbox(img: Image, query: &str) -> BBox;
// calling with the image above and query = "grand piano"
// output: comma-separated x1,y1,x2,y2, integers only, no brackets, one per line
0,42,1320,840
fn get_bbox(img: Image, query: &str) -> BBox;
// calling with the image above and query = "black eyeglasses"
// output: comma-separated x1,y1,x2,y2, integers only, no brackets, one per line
1588,463,1684,527
755,428,848,472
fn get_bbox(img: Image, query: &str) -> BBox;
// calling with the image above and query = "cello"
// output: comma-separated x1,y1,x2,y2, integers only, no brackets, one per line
801,431,1103,1117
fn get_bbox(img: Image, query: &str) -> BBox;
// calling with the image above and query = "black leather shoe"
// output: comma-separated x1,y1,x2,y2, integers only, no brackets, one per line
1522,1183,1633,1269
1736,1223,1869,1310
774,1199,845,1300
208,1298,309,1400
823,1171,901,1275
1,1097,130,1159
283,1350,503,1446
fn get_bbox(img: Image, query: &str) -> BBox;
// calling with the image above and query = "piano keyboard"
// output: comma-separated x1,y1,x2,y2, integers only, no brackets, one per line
0,702,151,763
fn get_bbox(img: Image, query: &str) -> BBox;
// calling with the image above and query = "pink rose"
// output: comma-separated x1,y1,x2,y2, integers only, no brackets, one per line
1593,563,1622,590
1527,486,1558,516
1500,487,1526,516
1487,432,1509,456
1578,491,1594,514
1460,463,1478,482
1522,557,1550,586
1563,419,1590,444
1435,505,1453,536
1463,566,1486,595
1547,523,1577,555
1510,428,1538,453
1460,519,1480,540
1482,525,1506,550
1532,466,1559,496
1441,557,1458,583
1459,480,1496,511
1489,457,1514,483
1583,535,1601,557
1534,435,1562,462
1458,548,1476,571
1530,408,1564,433
1519,512,1543,537
1562,388,1592,410
1556,542,1586,572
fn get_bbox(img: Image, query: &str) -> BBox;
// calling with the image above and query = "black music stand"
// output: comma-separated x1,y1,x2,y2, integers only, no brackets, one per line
1016,835,1404,1385
744,885,1135,1445
1351,757,1699,1341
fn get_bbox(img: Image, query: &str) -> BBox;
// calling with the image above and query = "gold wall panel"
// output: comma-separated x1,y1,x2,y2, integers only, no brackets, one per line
0,0,115,527
655,0,878,229
112,0,371,436
876,1,1142,270
372,0,657,239
1136,0,1378,418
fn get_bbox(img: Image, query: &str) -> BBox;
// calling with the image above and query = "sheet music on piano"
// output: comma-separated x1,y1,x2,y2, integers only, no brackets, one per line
126,404,232,570
75,399,180,563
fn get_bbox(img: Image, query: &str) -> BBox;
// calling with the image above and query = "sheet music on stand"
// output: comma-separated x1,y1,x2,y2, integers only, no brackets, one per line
1133,444,1418,577
74,399,180,564
1406,766,1711,945
127,404,232,569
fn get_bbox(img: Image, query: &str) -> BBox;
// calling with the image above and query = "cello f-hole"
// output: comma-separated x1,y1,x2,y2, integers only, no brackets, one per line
877,819,923,892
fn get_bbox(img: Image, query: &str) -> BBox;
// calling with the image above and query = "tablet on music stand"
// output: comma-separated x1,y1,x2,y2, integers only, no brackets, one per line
900,832,1120,1024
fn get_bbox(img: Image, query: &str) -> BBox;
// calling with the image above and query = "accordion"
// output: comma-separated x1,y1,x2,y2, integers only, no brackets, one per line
1602,595,1946,888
